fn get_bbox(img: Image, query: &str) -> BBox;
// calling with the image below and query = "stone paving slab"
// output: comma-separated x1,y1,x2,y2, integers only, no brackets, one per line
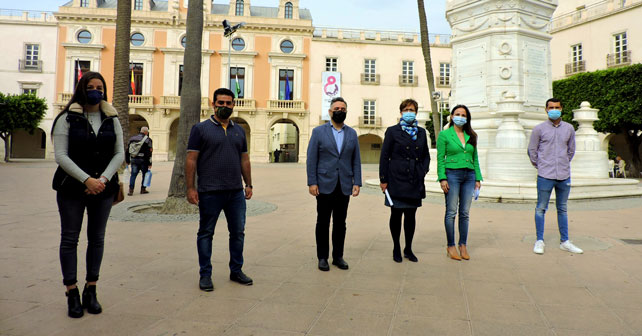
0,160,641,336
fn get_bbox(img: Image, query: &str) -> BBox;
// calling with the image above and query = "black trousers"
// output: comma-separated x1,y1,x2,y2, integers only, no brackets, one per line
315,182,350,260
57,192,112,286
389,207,417,251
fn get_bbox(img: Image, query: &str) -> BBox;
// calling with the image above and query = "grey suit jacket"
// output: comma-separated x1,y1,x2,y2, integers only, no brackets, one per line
306,122,362,196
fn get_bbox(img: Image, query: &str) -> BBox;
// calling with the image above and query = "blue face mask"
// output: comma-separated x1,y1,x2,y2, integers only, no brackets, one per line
453,116,467,126
86,90,103,105
401,112,416,123
547,109,562,120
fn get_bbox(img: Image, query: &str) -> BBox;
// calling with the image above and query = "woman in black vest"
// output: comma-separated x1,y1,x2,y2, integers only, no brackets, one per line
379,99,431,263
52,72,124,318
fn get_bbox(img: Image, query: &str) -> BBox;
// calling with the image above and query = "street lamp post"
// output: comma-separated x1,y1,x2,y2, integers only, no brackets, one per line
222,20,245,91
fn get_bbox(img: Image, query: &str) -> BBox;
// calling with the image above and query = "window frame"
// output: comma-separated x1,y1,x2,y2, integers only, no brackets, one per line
236,0,244,16
280,40,294,53
77,30,92,44
364,59,376,82
278,69,294,100
363,99,376,125
439,62,451,86
80,0,89,7
325,57,337,72
232,37,246,51
24,43,40,68
285,2,293,19
134,0,143,10
402,60,414,83
230,67,246,99
130,32,145,47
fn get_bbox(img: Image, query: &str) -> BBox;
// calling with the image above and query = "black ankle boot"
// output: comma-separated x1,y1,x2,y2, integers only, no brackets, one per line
393,248,402,263
66,288,83,318
404,248,418,262
82,285,102,314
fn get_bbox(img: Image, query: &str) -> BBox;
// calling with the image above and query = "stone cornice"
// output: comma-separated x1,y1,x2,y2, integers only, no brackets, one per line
550,2,642,33
217,51,259,57
159,47,215,55
130,46,157,53
267,52,307,59
62,42,105,50
311,37,450,48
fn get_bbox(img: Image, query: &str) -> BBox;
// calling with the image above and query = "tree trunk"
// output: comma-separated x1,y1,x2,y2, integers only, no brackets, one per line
417,0,441,140
1,133,9,162
161,0,203,214
624,131,641,178
113,0,132,153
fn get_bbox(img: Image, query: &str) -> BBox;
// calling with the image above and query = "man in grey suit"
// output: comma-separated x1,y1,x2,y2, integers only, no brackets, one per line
307,97,362,271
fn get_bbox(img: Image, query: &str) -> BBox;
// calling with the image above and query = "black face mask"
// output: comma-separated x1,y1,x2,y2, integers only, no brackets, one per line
215,106,233,120
86,90,103,105
331,111,347,123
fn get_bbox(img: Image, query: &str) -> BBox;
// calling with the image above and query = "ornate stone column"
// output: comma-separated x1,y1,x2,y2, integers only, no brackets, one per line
571,101,609,178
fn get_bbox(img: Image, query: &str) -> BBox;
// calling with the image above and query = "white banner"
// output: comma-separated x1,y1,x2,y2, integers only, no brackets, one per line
321,72,341,121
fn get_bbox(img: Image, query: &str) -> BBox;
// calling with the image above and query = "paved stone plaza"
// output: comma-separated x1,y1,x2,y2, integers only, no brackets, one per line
1,161,641,336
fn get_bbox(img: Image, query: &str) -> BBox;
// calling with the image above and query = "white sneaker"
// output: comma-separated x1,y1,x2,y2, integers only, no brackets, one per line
560,240,583,254
533,240,545,254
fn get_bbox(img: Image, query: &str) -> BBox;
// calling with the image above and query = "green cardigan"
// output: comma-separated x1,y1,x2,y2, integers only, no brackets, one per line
436,126,483,181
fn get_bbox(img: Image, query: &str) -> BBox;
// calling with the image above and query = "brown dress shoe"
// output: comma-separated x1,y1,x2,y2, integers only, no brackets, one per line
140,187,149,194
447,246,462,261
459,245,470,260
127,188,134,196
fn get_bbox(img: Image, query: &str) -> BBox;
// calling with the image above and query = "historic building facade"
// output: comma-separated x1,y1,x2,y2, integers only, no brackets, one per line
0,10,58,159
53,0,313,163
309,28,452,163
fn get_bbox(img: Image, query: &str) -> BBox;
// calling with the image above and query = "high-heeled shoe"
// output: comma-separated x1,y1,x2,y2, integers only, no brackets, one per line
82,284,102,314
66,287,83,318
459,245,470,260
447,246,462,261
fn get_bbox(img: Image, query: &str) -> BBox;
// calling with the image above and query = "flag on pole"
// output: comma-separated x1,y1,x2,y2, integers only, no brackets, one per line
76,60,82,82
130,69,136,95
235,71,241,97
285,71,291,101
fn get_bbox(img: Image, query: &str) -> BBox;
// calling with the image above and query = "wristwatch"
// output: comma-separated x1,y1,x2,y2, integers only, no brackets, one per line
245,185,253,189
99,177,108,184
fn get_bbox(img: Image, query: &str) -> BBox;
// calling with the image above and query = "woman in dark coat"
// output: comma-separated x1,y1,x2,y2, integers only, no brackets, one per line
52,71,124,318
379,99,431,262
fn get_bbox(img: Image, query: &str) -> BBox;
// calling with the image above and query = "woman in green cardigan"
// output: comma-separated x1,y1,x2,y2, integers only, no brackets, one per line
436,105,482,260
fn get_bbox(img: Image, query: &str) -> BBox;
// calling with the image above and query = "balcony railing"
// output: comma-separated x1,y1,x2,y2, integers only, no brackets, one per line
19,59,42,72
268,100,305,111
57,92,73,104
399,75,418,87
551,0,642,32
160,95,180,107
128,95,154,107
607,51,631,68
359,116,382,128
565,60,586,75
436,76,451,88
360,73,380,85
234,98,256,110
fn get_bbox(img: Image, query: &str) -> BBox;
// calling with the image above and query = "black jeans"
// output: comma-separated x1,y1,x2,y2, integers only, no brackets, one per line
315,182,350,260
57,192,112,286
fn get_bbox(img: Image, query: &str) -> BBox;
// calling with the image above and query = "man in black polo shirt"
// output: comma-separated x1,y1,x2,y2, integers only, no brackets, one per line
186,88,254,291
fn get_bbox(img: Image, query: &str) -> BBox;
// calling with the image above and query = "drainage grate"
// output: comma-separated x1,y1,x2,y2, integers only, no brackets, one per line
621,239,642,245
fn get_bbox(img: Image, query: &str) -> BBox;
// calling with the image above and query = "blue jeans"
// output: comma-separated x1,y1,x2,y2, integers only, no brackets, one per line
197,190,246,277
129,162,149,189
535,176,571,242
444,168,476,246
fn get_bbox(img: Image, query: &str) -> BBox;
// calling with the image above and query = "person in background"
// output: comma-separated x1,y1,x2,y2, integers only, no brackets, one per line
125,126,152,195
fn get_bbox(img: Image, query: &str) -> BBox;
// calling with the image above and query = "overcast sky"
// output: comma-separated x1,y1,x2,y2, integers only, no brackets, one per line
0,0,452,34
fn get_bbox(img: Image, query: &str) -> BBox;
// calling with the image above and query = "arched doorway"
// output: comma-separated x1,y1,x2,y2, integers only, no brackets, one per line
169,118,179,161
269,119,299,163
128,114,149,138
358,134,383,164
10,128,46,159
231,117,251,153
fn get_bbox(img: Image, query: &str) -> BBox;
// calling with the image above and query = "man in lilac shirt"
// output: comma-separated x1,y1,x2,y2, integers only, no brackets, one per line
527,98,583,255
